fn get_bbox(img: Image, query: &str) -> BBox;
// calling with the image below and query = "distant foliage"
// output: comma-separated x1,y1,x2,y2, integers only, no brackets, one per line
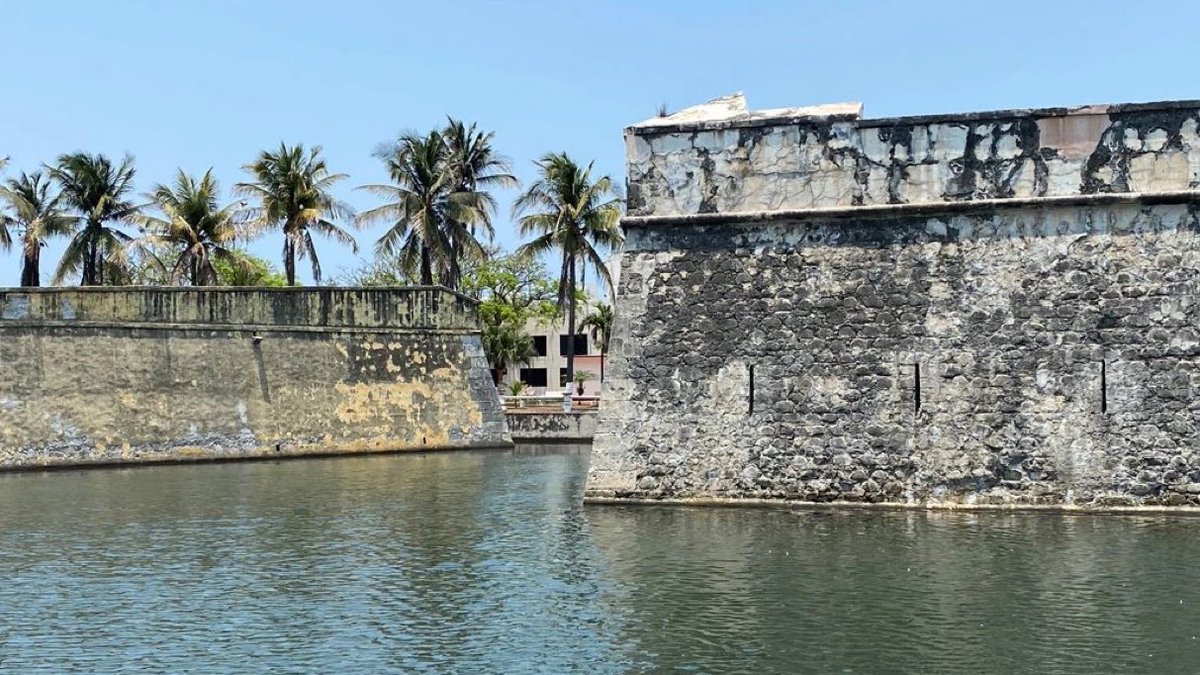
460,248,561,385
134,169,246,286
1,126,615,299
357,120,517,290
213,251,287,287
335,254,420,287
579,301,614,382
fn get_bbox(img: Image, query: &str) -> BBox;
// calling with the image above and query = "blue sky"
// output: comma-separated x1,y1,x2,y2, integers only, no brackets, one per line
1,0,1196,286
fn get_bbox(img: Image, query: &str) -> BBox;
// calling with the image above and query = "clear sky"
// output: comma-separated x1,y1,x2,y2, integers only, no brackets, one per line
1,0,1196,286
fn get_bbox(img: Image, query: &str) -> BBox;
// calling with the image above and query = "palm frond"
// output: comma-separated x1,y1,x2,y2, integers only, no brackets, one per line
52,232,90,284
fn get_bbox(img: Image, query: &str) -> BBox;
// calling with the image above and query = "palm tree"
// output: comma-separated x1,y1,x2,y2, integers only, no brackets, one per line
0,172,76,286
442,119,517,288
236,143,356,285
135,169,245,285
358,123,512,290
514,153,623,385
358,131,451,286
47,152,140,285
579,302,614,383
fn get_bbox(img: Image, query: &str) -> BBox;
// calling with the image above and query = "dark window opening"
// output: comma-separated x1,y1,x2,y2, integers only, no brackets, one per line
531,335,547,357
559,334,589,356
748,364,755,414
1101,358,1108,414
914,363,922,414
559,368,569,388
519,368,547,388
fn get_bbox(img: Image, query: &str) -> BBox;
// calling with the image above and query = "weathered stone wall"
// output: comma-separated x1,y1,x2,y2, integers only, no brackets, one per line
0,287,479,330
588,97,1200,508
0,287,510,469
627,95,1200,217
506,411,597,441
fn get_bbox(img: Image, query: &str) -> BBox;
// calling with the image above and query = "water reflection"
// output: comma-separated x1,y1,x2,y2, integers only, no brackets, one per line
587,506,1200,673
1,448,1199,673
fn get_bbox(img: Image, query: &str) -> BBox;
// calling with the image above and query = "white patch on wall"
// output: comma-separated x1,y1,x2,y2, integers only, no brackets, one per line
1,297,31,320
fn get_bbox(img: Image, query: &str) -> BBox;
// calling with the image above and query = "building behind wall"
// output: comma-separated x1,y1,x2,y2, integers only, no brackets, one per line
586,93,1200,508
501,315,606,396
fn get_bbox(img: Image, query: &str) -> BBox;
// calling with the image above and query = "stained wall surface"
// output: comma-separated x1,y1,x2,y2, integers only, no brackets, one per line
0,287,510,469
506,411,597,441
627,97,1200,217
588,98,1200,507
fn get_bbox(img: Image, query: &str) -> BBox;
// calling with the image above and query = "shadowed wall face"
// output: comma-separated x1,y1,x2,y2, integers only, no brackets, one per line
589,99,1200,507
0,288,509,468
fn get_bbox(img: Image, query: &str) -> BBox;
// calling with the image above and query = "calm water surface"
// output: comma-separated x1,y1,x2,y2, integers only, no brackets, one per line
2,445,1200,673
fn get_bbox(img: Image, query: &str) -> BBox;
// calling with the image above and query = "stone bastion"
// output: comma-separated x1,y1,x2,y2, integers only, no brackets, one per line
0,287,510,469
586,94,1200,509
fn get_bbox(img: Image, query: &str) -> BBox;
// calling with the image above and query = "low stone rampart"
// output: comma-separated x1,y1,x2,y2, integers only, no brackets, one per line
0,287,510,469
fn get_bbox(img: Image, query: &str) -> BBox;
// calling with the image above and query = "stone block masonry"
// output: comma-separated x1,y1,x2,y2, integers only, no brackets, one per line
0,287,510,469
587,94,1200,508
506,411,597,441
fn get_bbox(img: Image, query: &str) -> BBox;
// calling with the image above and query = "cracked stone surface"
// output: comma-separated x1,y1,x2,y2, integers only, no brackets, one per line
589,97,1200,508
626,96,1200,216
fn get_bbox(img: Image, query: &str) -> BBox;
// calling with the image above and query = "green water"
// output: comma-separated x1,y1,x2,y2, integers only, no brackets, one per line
1,445,1199,673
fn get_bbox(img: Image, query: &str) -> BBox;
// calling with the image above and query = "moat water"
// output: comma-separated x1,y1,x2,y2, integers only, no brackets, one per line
2,445,1200,673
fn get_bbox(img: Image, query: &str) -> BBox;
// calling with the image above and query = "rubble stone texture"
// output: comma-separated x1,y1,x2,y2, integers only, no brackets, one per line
587,95,1200,507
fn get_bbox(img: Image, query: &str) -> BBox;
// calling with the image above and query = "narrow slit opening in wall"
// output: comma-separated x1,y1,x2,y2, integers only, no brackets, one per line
748,364,755,415
914,363,922,414
1101,357,1107,414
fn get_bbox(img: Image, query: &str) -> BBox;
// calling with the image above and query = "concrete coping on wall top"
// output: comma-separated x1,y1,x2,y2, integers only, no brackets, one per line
0,284,480,304
0,285,482,331
627,92,1200,136
620,189,1200,228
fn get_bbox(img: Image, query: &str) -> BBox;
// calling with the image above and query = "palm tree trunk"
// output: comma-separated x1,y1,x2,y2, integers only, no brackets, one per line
20,244,40,287
420,245,433,286
448,240,459,291
82,237,93,285
91,235,101,286
566,253,576,390
285,239,296,286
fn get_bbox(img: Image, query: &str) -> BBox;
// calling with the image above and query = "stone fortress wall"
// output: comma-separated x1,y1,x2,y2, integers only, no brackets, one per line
587,94,1200,508
0,287,510,469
